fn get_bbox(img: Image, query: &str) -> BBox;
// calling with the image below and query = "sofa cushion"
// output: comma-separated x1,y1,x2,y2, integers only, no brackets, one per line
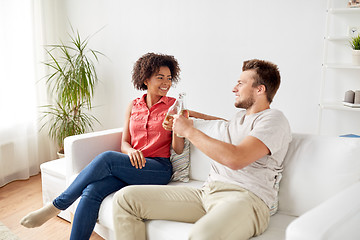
146,220,192,240
190,119,228,181
98,192,116,229
145,213,297,240
278,133,360,216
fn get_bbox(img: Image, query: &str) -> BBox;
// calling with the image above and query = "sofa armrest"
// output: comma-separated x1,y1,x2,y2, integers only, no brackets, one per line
286,181,360,240
64,128,123,182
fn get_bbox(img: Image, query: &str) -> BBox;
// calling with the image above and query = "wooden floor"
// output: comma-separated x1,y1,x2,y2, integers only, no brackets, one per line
0,174,103,240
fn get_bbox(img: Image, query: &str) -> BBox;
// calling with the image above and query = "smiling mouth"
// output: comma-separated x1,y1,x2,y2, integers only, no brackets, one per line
160,87,169,91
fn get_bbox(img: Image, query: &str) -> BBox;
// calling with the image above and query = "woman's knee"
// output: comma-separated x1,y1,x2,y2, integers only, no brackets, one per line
81,184,105,202
97,150,119,161
92,151,126,167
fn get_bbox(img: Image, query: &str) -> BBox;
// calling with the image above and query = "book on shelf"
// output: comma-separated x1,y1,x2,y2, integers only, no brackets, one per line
339,134,360,138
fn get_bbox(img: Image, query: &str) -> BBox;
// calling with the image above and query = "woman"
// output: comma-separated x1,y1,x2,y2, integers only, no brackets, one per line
20,53,184,239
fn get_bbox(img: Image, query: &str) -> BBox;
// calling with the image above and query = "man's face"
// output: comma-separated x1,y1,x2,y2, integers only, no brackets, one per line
232,70,257,109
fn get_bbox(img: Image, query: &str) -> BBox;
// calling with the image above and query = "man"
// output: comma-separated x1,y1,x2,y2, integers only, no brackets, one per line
112,59,292,240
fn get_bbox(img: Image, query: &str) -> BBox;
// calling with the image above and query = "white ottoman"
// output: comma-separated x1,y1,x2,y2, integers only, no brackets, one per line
40,159,71,222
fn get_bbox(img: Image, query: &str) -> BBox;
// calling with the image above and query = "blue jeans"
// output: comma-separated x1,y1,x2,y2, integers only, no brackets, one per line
53,151,172,240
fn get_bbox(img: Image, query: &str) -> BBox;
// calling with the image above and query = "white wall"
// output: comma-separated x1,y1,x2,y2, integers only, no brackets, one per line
56,0,327,134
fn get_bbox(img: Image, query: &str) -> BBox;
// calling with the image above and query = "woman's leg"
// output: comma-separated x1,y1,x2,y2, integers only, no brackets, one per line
20,203,60,228
21,151,172,229
21,151,130,228
54,151,131,210
110,155,173,185
69,155,172,239
70,176,126,240
54,152,172,210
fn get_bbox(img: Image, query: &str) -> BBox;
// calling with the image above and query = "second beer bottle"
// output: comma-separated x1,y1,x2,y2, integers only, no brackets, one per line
163,93,188,136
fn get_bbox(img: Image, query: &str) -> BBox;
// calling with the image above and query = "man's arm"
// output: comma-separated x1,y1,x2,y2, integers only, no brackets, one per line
173,115,269,170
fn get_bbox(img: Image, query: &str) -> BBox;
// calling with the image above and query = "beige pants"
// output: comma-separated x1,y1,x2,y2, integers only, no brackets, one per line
112,181,270,240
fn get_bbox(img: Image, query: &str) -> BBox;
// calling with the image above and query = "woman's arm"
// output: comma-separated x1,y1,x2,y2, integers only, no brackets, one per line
121,101,146,169
121,101,133,153
171,133,185,155
188,110,227,121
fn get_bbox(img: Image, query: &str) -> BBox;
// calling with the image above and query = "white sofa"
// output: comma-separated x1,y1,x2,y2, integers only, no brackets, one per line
64,119,360,240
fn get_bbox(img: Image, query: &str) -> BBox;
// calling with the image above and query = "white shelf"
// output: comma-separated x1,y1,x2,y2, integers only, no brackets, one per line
324,63,360,69
320,102,360,111
329,7,360,14
325,36,349,41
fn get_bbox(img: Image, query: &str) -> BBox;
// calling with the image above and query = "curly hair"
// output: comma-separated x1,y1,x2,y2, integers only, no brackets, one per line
132,53,181,90
242,59,280,103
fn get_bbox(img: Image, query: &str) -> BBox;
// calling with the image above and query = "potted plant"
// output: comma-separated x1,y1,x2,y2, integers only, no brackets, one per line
40,29,104,157
350,34,360,65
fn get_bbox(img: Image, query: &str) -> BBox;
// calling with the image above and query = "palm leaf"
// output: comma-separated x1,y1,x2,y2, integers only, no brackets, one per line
40,29,105,150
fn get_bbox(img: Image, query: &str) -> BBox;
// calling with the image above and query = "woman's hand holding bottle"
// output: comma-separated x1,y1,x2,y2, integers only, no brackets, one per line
162,93,188,137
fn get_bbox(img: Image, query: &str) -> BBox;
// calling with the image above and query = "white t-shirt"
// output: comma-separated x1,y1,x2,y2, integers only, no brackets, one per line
206,108,292,213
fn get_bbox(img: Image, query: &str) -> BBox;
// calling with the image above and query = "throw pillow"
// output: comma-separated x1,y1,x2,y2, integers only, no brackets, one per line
269,173,282,216
170,139,190,182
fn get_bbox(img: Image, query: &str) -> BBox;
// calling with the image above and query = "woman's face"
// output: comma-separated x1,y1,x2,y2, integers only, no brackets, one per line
145,66,172,97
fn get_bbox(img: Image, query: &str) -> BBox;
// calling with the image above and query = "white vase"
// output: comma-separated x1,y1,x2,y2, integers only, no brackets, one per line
57,151,65,159
352,50,360,66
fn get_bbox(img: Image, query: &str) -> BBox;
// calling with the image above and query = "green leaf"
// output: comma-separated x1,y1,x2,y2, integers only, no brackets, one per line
39,28,106,150
350,34,360,50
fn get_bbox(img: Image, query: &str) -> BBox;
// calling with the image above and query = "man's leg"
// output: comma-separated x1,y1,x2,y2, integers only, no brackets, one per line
112,185,205,240
189,182,270,240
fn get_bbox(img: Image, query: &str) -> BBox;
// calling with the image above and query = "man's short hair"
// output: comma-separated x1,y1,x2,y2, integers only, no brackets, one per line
242,59,280,103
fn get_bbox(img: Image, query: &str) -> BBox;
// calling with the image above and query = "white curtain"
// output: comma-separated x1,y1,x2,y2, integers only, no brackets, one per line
0,0,56,187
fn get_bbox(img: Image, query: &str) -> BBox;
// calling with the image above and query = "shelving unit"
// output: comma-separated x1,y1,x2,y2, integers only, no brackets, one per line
318,0,360,135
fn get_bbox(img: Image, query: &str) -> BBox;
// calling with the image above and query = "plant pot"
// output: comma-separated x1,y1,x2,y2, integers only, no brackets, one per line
57,150,65,159
352,50,360,65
